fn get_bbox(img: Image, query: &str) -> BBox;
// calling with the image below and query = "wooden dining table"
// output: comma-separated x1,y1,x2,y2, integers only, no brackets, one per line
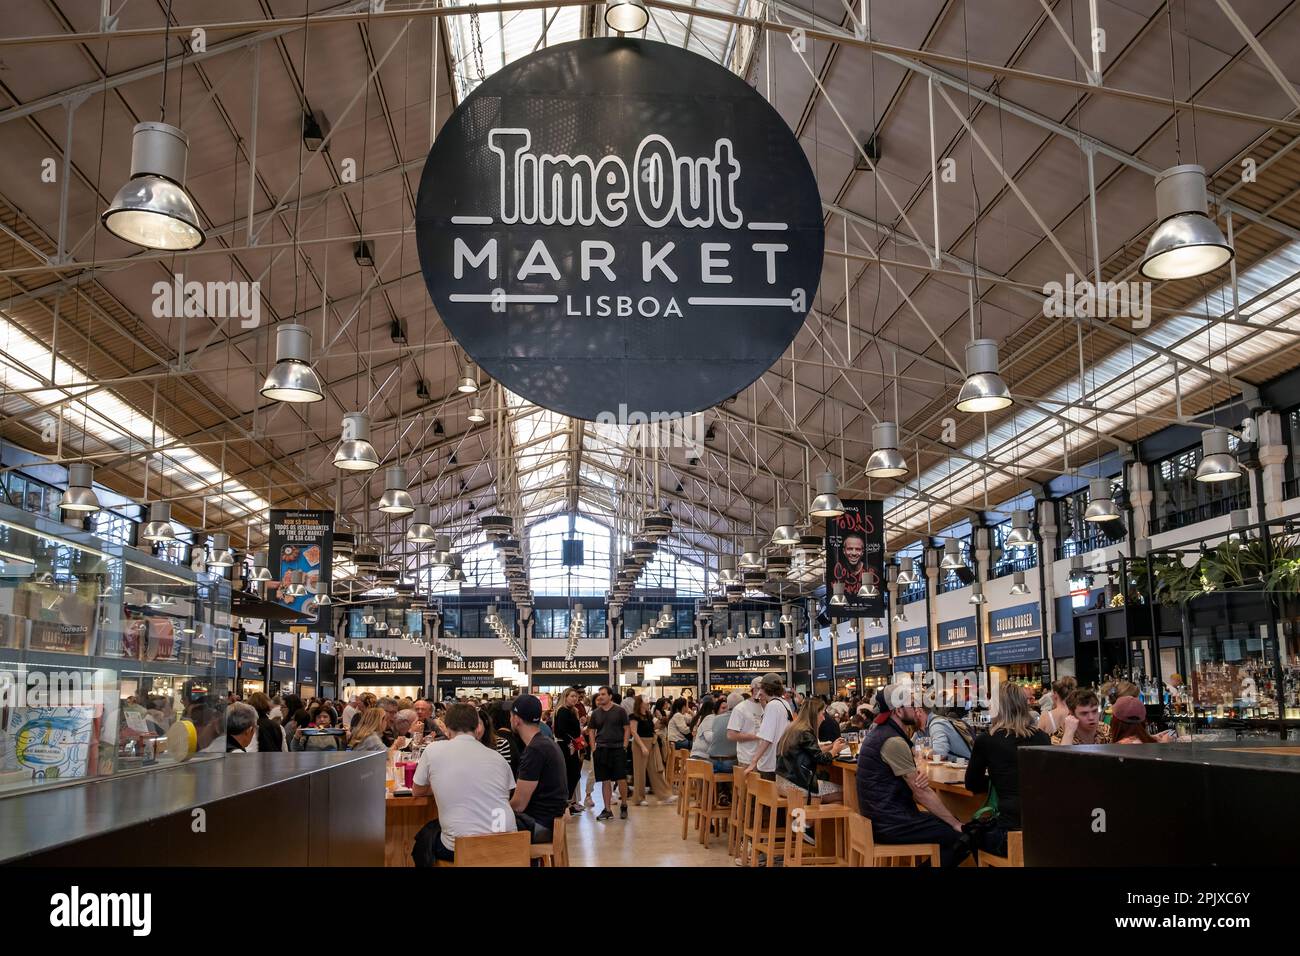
826,757,985,822
384,793,438,868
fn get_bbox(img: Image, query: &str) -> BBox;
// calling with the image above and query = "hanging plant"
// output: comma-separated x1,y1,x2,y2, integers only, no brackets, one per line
1264,532,1300,597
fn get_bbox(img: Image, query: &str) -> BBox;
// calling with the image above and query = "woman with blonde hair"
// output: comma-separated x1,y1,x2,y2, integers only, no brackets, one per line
348,706,388,752
963,682,1051,857
775,696,844,803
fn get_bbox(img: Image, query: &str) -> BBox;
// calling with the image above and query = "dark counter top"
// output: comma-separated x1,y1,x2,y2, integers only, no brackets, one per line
1023,739,1300,774
0,752,384,864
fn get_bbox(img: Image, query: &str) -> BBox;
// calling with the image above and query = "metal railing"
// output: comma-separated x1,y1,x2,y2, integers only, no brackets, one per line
991,552,1039,579
898,580,928,605
1148,491,1250,537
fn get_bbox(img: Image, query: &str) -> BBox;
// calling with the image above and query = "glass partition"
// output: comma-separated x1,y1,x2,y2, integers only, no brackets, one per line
0,501,227,795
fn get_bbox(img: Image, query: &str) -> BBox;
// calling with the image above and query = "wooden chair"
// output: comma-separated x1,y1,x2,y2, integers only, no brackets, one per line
845,813,941,867
680,761,732,848
436,829,531,867
745,776,792,867
785,793,852,867
529,811,570,867
727,765,749,859
976,829,1024,867
668,748,690,804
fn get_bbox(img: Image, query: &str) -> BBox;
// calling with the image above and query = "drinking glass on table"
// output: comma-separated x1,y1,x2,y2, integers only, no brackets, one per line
844,731,860,757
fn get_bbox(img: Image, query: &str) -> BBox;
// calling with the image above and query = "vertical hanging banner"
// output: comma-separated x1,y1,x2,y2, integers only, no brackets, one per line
415,38,824,421
268,509,334,628
826,500,885,618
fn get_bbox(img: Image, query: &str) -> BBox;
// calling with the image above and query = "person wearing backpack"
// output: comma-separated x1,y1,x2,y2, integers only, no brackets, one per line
928,707,974,761
743,673,796,781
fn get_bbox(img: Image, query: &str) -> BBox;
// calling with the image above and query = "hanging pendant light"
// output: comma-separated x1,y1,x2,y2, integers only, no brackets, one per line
955,339,1012,413
861,578,880,599
864,421,908,478
260,323,324,403
377,465,415,515
896,555,918,585
940,538,966,571
738,536,764,571
467,405,486,424
779,604,794,626
252,550,273,581
406,504,436,544
1195,427,1241,483
102,122,204,250
1010,570,1030,596
771,507,801,546
334,412,380,471
141,501,176,543
829,582,848,607
1083,477,1122,522
1004,509,1035,548
314,583,332,606
968,582,987,605
808,471,845,518
60,462,101,514
717,554,740,585
204,534,235,571
457,363,479,393
605,0,649,32
1139,165,1233,280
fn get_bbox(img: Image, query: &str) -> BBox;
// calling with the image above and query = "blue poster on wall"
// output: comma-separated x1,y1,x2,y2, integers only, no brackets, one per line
864,634,890,659
895,627,928,656
988,603,1041,642
937,617,977,648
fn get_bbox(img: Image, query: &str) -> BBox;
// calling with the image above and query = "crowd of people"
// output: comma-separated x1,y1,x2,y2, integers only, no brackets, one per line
168,671,1173,866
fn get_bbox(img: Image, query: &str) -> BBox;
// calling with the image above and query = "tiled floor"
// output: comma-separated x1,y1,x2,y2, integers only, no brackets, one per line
567,776,733,867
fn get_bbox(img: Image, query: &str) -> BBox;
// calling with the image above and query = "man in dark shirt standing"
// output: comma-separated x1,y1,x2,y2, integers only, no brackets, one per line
508,694,569,843
587,685,631,821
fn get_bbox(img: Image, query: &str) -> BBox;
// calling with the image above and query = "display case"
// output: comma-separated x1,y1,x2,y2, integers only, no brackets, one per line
0,500,231,795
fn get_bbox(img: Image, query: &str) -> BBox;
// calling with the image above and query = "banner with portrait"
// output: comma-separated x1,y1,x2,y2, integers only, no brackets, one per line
825,499,885,618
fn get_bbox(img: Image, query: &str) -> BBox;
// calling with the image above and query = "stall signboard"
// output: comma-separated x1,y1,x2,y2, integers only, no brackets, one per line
1051,631,1075,659
985,636,1043,665
343,656,425,686
988,603,1041,643
438,657,496,673
937,617,977,648
271,635,295,669
895,626,929,656
864,634,890,660
863,658,890,677
532,657,608,673
297,640,317,682
708,655,787,673
835,638,859,664
825,500,885,617
933,645,980,671
239,641,265,665
625,656,697,675
268,509,334,626
834,663,858,679
892,653,928,674
415,38,824,421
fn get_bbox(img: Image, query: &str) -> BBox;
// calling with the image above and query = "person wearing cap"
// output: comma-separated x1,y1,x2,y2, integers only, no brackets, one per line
508,694,570,842
854,681,967,867
1051,689,1112,745
1111,696,1175,744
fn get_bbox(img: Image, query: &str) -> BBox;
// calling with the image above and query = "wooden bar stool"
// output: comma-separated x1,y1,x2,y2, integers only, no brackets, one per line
529,811,570,867
669,749,690,814
745,776,791,867
436,829,531,867
786,795,852,867
680,761,732,848
976,830,1024,867
727,766,749,859
845,813,941,867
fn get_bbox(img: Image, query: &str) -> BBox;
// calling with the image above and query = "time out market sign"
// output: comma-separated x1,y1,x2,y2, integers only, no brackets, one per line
416,38,824,421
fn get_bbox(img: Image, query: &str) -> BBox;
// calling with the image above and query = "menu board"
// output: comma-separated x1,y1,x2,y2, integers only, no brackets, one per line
268,509,334,626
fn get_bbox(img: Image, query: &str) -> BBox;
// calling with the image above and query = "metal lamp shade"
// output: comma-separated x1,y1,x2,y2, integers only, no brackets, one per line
808,471,845,517
252,550,273,581
1195,427,1241,482
969,582,987,605
334,412,380,471
377,465,415,514
1139,165,1233,280
1083,477,1122,522
141,501,176,542
207,532,236,568
1010,570,1030,595
864,421,908,478
738,536,764,570
896,555,917,584
467,405,486,424
717,555,739,584
605,0,649,32
60,462,100,513
861,579,880,598
955,339,1012,412
829,582,848,606
771,507,801,545
456,364,479,393
102,123,204,250
940,539,965,570
260,324,323,403
406,505,436,543
1004,509,1034,547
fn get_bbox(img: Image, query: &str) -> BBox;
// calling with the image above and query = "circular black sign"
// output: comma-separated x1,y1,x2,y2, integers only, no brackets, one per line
416,38,824,421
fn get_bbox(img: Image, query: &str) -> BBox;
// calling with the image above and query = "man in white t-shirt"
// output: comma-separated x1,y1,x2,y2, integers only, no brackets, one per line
412,702,515,863
726,677,767,768
744,673,795,779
